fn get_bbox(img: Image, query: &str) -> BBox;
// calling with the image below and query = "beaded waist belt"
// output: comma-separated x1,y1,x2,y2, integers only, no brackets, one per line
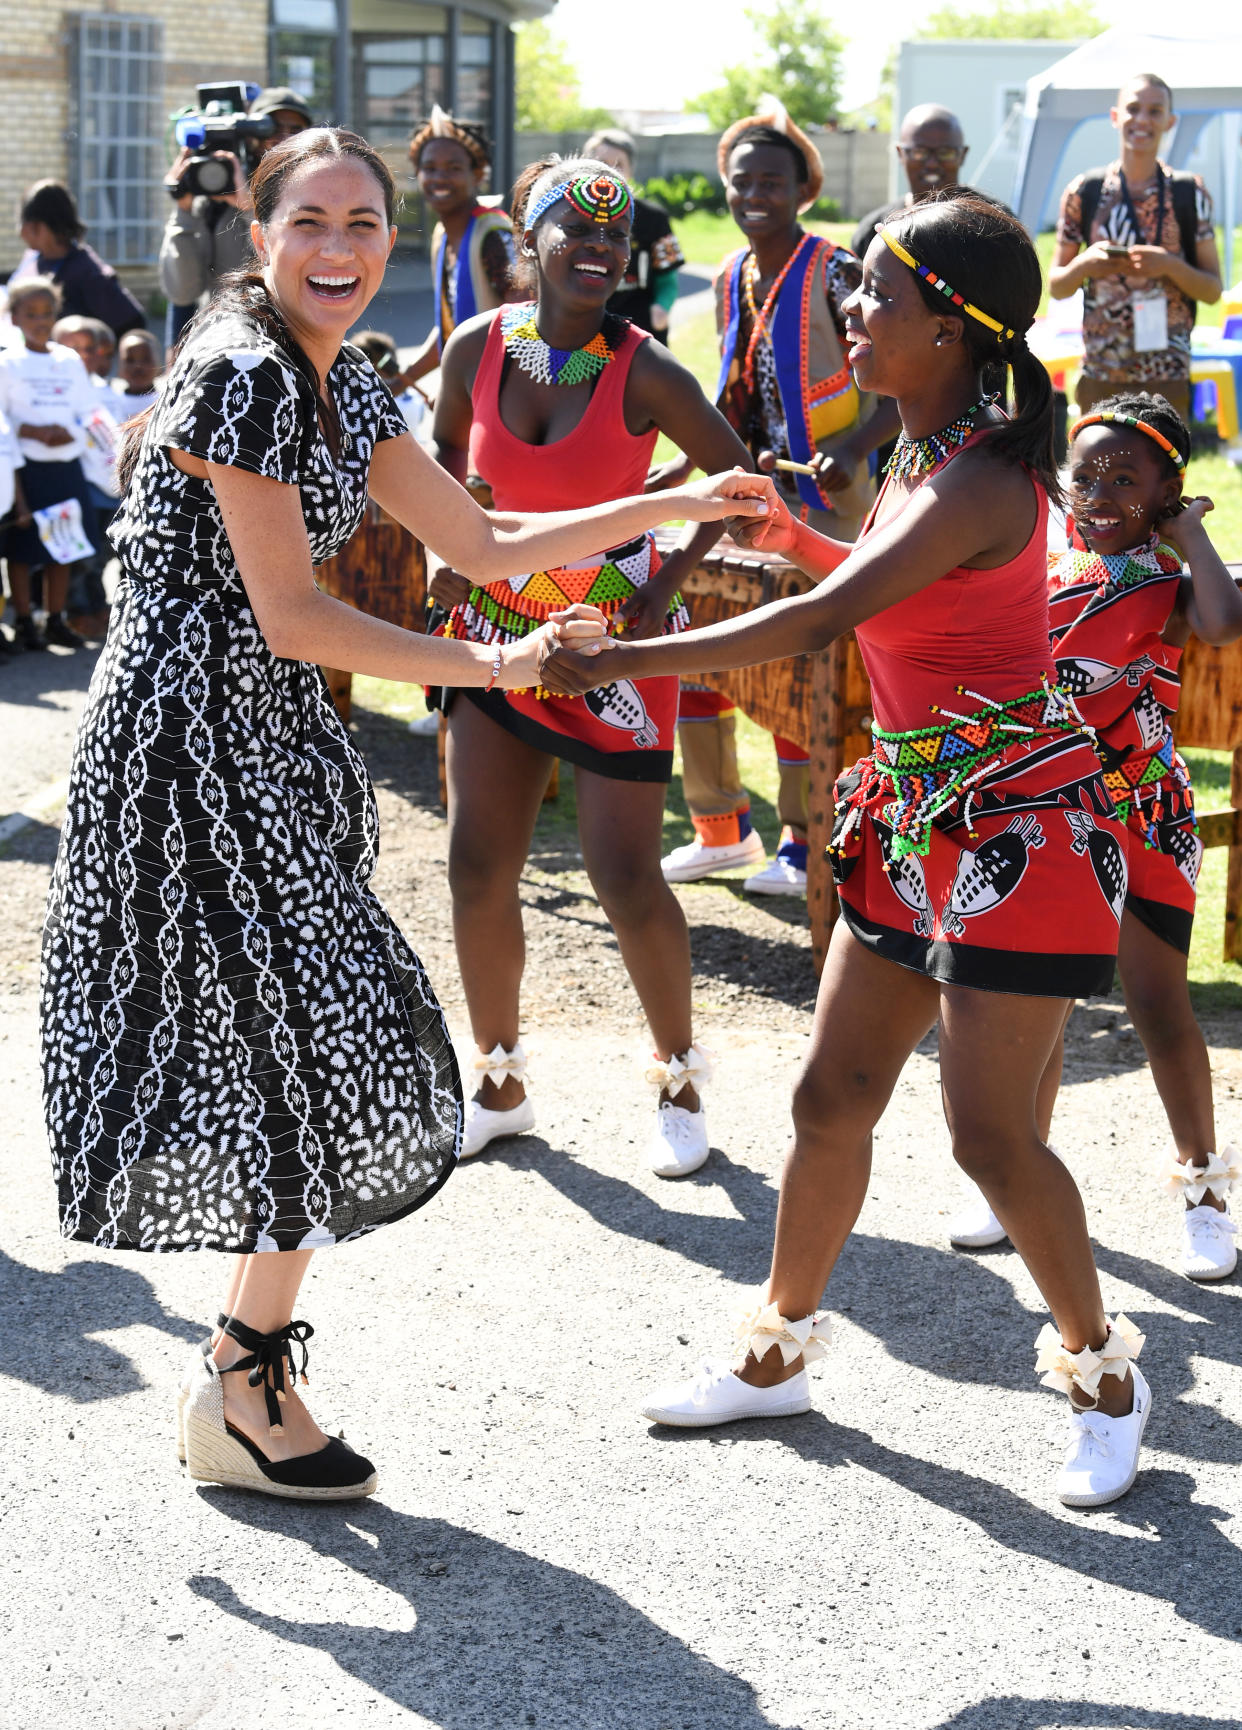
442,531,689,652
833,680,1092,862
1106,733,1197,844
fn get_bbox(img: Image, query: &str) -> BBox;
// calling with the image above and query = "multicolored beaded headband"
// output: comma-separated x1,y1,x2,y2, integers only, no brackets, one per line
879,227,1015,344
1068,411,1187,472
526,172,634,229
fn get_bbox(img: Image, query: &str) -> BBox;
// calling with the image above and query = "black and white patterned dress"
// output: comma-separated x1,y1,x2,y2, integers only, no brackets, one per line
41,309,462,1253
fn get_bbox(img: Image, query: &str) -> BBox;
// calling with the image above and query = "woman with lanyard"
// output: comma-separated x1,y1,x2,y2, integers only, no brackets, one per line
540,192,1154,1510
40,127,767,1500
430,156,763,1179
1050,73,1220,421
398,109,518,394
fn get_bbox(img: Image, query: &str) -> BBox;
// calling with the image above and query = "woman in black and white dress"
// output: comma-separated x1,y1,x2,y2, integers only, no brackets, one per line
41,127,768,1500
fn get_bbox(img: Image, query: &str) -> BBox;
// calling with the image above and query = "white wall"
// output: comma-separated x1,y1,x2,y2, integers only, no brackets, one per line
896,37,1234,229
895,40,1084,207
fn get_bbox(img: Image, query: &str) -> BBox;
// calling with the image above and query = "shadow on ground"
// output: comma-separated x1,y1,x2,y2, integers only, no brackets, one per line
189,1493,778,1728
529,1145,1242,1461
655,1412,1242,1647
0,1245,202,1401
931,1702,1236,1729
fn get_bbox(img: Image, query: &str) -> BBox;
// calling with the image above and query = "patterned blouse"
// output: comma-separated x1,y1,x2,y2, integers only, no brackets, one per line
1057,162,1213,385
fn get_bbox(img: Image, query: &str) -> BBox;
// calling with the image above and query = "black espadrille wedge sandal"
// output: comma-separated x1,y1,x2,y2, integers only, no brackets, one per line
183,1316,377,1499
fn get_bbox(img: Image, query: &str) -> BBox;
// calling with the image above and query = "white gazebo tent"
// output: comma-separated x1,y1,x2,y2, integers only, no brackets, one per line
1013,28,1242,281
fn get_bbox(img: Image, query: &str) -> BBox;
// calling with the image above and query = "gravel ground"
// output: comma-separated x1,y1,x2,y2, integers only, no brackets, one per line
3,685,1242,1730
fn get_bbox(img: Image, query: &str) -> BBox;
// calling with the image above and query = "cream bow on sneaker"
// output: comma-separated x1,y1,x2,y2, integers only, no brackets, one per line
1035,1314,1150,1507
460,1042,535,1159
1159,1147,1240,1281
643,1043,713,1177
642,1289,830,1427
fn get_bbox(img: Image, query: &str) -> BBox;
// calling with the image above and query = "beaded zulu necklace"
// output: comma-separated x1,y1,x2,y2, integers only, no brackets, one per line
501,302,625,387
885,396,996,482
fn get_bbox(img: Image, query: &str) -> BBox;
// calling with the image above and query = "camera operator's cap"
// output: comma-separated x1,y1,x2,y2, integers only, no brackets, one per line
249,86,314,125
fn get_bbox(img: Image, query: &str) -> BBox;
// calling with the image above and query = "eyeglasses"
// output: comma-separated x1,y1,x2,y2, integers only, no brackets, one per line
898,146,964,164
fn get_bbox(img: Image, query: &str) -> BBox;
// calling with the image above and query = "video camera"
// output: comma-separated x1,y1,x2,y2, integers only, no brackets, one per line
170,82,273,201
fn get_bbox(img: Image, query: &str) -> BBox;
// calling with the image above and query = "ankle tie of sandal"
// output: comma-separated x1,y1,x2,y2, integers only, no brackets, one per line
1159,1145,1241,1206
219,1316,315,1436
472,1042,528,1089
1034,1313,1144,1408
641,1042,714,1098
734,1288,832,1366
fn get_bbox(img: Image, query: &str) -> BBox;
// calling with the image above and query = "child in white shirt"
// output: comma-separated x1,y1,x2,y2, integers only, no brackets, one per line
0,278,101,649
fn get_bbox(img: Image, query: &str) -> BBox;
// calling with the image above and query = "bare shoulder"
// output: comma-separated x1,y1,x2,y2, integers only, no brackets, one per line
442,311,494,366
931,441,1037,510
626,328,702,401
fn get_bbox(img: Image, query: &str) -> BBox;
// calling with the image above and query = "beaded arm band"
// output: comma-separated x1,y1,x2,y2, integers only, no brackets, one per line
879,227,1015,344
1068,411,1188,472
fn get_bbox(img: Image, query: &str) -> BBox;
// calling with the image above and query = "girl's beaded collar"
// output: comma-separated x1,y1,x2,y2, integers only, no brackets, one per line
501,302,628,388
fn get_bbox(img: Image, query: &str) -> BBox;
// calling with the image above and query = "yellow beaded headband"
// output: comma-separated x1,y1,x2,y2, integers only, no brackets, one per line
1069,411,1187,472
879,227,1015,344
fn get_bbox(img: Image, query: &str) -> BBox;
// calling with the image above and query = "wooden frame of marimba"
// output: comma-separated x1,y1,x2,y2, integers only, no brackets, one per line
316,506,1242,973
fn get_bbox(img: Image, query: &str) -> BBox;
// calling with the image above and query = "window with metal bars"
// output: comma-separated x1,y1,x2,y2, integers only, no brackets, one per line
70,13,165,268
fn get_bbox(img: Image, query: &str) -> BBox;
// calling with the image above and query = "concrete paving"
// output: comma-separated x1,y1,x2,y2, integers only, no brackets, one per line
2,657,1241,1729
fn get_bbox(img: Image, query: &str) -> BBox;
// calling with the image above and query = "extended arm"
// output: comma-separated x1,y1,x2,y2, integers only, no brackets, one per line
1163,498,1242,646
205,462,606,685
541,457,1028,690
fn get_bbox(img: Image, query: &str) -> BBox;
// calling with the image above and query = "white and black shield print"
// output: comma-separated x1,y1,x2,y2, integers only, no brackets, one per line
885,843,935,937
1064,808,1127,921
942,816,1046,938
1131,683,1167,751
583,679,660,748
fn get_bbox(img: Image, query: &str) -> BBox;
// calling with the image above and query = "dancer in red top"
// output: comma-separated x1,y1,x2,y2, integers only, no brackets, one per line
949,394,1242,1279
432,156,758,1177
541,193,1154,1508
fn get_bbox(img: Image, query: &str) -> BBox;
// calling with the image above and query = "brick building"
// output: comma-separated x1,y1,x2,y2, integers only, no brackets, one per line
0,0,553,285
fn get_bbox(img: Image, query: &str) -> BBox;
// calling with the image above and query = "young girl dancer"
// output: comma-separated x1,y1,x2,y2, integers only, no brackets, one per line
541,193,1153,1507
41,127,767,1500
949,394,1242,1278
432,157,759,1178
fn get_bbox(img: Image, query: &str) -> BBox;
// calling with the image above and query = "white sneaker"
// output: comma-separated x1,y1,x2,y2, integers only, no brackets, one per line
407,711,440,736
1056,1364,1152,1507
1182,1204,1238,1280
642,1357,812,1426
948,1185,1008,1249
460,1095,535,1159
743,856,808,897
649,1100,709,1177
661,830,766,882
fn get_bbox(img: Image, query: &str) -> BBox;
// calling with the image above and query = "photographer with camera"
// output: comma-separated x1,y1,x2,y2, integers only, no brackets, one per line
158,85,313,322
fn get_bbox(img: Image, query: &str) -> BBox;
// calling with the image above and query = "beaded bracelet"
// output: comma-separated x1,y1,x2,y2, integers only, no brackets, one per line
485,646,504,692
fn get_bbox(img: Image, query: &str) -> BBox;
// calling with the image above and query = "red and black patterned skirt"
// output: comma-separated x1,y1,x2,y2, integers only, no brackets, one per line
830,726,1128,998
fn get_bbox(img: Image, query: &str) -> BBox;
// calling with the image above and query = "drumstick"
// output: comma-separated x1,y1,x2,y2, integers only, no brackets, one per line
773,457,817,475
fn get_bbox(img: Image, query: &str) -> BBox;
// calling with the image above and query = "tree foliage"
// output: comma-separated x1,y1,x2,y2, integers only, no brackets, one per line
690,3,845,131
514,20,613,134
916,1,1104,38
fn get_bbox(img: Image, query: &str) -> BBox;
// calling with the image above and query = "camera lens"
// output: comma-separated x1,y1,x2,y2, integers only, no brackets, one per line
195,155,233,197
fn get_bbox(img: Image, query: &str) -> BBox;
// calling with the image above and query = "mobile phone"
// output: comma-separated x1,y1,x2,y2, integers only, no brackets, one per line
1101,245,1131,258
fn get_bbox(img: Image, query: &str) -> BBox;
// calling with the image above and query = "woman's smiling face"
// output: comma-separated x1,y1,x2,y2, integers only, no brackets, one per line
255,156,396,342
525,198,631,310
842,235,955,397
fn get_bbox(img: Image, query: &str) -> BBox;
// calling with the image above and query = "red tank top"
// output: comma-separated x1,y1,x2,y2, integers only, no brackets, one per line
854,435,1052,733
468,310,658,514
